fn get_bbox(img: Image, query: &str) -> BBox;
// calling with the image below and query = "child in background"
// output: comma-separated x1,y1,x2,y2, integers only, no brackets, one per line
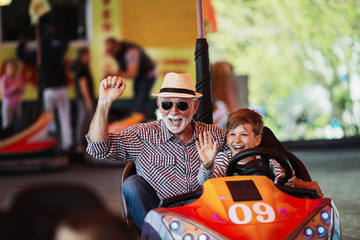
196,108,323,197
1,59,25,132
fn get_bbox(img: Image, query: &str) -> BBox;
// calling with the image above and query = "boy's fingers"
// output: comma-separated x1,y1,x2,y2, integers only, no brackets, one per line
285,182,294,187
287,176,296,183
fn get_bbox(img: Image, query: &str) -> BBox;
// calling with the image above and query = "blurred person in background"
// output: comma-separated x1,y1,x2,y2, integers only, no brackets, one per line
71,47,96,155
211,61,238,113
54,209,133,240
17,24,73,152
1,59,25,134
211,61,238,130
104,37,156,120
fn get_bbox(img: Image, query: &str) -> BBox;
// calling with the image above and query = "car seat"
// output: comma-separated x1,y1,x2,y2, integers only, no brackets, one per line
258,126,312,181
121,162,141,238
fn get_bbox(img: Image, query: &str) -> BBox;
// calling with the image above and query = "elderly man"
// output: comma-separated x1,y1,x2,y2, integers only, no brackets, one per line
86,72,228,230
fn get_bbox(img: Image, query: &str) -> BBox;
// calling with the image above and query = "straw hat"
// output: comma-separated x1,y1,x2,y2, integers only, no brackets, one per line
152,72,202,98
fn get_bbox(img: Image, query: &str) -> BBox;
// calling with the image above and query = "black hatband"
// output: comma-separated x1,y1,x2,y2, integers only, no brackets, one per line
159,88,195,96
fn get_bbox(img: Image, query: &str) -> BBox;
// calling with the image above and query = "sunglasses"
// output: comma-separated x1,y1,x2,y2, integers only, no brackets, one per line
161,101,190,111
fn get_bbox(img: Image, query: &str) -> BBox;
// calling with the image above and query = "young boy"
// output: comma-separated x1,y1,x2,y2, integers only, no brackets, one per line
196,108,323,196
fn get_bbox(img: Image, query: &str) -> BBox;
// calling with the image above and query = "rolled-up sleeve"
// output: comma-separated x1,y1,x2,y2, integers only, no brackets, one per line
85,133,111,160
86,132,132,161
85,127,143,162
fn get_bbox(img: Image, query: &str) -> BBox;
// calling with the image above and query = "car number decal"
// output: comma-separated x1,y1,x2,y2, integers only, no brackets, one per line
228,202,275,224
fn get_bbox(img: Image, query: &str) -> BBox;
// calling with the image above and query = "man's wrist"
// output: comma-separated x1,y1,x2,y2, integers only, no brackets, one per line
98,98,113,109
203,163,213,170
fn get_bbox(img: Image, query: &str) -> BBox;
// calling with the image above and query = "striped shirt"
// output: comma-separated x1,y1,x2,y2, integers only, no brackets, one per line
197,149,286,185
86,119,228,200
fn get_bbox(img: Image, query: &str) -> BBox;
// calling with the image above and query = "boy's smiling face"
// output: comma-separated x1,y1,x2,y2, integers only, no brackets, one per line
227,123,262,156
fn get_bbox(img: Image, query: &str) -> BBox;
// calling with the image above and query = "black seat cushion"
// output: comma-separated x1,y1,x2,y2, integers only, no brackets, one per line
258,126,312,181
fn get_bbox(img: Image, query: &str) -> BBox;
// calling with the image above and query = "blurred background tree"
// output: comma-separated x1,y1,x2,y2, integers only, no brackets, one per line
208,0,360,140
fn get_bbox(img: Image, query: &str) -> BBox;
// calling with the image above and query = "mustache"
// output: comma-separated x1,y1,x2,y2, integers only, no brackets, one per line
165,114,182,119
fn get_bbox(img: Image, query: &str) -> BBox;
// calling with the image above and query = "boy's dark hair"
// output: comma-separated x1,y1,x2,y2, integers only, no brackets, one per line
226,108,264,136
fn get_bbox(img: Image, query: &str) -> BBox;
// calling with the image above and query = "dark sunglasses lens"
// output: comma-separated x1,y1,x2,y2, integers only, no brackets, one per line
162,101,173,110
176,102,188,111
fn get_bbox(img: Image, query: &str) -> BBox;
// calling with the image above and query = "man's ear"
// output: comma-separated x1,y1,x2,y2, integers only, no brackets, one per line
156,98,161,109
254,135,262,147
193,99,200,113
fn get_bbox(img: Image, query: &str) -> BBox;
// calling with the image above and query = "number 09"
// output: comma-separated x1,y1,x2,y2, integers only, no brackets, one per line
228,203,275,224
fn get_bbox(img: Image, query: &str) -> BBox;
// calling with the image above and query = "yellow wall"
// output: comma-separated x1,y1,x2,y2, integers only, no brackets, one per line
0,0,198,100
121,0,197,47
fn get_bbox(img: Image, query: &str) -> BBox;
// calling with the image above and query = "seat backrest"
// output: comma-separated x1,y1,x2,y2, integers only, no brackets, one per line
121,162,136,221
3,182,106,240
120,162,141,238
258,126,312,181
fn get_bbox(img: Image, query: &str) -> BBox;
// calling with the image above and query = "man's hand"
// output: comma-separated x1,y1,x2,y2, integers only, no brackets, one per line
88,76,126,143
99,76,126,103
196,131,218,170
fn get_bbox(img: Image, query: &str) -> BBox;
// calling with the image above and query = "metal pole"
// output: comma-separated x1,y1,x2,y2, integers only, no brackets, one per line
196,0,205,38
194,0,213,124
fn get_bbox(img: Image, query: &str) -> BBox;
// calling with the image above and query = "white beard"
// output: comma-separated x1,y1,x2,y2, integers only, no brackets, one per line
163,114,192,134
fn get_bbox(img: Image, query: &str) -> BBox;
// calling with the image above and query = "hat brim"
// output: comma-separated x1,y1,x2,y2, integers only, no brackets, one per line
151,92,202,98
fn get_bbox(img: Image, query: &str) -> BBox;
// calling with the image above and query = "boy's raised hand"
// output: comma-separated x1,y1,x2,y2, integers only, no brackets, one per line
196,131,218,170
99,76,126,103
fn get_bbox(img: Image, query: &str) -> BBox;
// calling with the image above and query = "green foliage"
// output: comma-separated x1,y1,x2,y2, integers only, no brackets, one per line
208,0,360,140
